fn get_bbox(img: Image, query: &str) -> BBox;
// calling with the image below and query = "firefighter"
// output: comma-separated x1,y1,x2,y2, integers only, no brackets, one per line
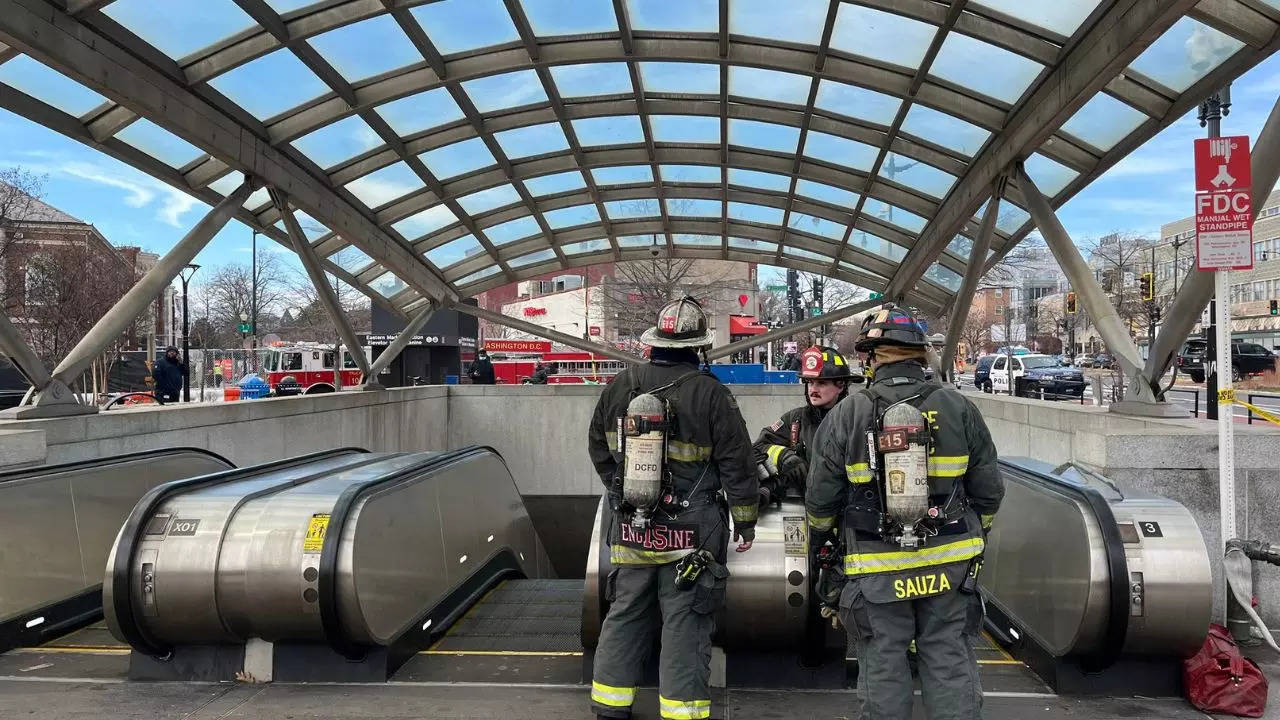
806,304,1003,720
753,345,860,506
587,296,758,720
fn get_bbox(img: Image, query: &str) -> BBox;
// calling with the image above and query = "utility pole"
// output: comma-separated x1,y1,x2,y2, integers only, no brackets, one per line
1199,85,1231,420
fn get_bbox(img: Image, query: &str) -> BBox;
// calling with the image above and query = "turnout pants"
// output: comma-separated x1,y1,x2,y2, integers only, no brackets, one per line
590,562,722,719
840,581,984,720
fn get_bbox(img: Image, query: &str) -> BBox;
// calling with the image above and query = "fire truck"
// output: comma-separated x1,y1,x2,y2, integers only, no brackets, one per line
485,349,625,384
259,342,364,394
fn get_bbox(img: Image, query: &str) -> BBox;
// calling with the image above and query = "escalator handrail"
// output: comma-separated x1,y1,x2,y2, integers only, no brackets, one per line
318,445,516,659
110,448,368,658
0,447,233,485
995,458,1130,670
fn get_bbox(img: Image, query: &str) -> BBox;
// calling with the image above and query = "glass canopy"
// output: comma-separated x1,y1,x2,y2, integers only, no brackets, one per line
0,0,1272,316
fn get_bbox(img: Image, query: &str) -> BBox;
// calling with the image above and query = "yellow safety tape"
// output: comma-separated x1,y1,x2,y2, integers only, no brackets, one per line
1219,388,1280,428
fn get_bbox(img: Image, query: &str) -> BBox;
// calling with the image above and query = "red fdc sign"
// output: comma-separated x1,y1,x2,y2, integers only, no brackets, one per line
1194,135,1254,271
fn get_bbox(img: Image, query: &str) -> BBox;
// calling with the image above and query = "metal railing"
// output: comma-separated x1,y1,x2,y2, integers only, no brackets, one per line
1244,392,1280,425
1166,387,1200,417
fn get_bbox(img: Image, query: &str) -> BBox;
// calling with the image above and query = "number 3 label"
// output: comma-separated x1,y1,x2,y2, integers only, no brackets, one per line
1140,521,1163,538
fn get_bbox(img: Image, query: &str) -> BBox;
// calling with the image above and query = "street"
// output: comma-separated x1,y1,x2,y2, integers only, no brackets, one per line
951,372,1280,424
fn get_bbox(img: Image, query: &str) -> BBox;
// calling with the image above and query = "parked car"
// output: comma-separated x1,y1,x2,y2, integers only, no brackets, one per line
991,353,1086,398
1177,339,1277,383
973,354,996,392
1074,355,1094,368
1093,353,1115,370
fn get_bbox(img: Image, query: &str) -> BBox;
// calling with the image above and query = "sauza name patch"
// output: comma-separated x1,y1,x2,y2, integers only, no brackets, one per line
618,522,699,552
894,572,952,599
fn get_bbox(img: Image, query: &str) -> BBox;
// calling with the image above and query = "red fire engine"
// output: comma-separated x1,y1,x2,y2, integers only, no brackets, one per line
260,342,364,394
483,340,626,384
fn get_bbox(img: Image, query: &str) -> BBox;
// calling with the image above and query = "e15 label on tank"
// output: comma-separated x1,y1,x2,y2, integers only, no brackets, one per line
168,518,201,536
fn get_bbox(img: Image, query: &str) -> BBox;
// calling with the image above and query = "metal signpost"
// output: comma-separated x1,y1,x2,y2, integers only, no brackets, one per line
1193,134,1253,549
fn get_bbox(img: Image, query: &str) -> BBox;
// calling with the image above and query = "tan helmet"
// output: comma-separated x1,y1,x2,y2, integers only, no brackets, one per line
640,296,714,349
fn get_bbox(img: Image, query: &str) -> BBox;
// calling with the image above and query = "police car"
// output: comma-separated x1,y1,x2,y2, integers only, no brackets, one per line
989,353,1085,399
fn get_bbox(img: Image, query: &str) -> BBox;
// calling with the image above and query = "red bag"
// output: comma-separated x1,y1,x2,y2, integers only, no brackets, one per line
1183,623,1269,717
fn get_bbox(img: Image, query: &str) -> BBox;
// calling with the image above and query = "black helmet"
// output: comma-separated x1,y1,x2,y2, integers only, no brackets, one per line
165,345,179,354
640,295,713,349
798,345,856,381
854,304,928,351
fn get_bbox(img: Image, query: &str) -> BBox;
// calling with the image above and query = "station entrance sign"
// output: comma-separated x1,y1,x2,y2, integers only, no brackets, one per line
1194,136,1254,271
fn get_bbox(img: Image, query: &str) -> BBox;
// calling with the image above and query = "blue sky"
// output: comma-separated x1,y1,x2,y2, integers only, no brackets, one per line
0,0,1277,294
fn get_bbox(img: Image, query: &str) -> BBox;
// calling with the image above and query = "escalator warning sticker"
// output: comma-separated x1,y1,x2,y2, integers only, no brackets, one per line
303,514,330,553
783,516,807,556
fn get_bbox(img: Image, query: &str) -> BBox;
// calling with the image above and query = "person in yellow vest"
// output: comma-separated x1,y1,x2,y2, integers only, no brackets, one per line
587,297,758,720
752,345,860,506
806,304,1003,720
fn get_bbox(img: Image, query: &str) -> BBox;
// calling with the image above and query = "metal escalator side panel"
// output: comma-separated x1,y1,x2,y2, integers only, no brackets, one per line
335,449,546,648
0,449,233,652
580,495,608,649
215,454,423,643
980,474,1110,658
119,453,383,648
722,502,809,650
104,448,369,656
1108,497,1212,657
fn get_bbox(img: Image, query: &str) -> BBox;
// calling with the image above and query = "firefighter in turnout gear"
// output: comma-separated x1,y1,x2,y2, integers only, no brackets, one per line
806,304,1003,720
587,296,758,720
753,345,861,506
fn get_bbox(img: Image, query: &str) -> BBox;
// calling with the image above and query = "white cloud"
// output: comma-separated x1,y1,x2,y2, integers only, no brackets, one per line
1102,153,1190,178
4,155,203,228
345,174,418,208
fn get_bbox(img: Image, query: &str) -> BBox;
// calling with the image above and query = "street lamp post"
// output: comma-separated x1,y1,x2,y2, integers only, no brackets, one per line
178,263,200,403
251,230,258,370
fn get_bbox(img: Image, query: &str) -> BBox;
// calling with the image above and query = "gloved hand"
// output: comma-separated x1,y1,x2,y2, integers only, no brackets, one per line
734,521,755,552
980,513,995,539
819,603,841,630
778,449,808,486
757,484,772,509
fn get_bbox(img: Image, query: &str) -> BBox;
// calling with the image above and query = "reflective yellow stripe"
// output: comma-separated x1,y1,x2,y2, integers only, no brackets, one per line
765,444,786,471
731,504,758,523
843,536,985,576
659,696,711,719
980,513,995,530
807,513,836,532
846,462,873,484
832,353,845,366
610,545,693,565
927,455,969,478
591,680,635,708
606,431,618,452
668,440,712,462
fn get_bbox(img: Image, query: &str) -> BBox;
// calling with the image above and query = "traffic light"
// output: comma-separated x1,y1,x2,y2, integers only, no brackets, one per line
1271,299,1278,316
1065,291,1077,314
1140,272,1154,301
1151,306,1161,323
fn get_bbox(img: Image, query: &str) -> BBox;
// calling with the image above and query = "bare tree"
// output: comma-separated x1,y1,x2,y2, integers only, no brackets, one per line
959,305,995,359
198,250,290,347
282,247,371,346
1080,231,1165,342
0,169,48,306
595,249,744,341
20,240,135,388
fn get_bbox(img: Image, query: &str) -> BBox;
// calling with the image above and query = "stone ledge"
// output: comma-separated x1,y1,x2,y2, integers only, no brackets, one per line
0,428,46,468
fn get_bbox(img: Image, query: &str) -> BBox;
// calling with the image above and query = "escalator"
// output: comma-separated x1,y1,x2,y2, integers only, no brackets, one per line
0,450,1211,700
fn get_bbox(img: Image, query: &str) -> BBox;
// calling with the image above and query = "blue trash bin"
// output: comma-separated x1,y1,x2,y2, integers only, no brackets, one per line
238,375,269,399
445,375,459,385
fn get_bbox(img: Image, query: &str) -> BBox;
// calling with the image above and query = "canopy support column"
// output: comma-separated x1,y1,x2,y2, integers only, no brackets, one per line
1015,164,1167,411
0,311,83,418
361,302,438,388
14,180,256,418
1146,94,1280,390
272,189,374,386
940,179,1004,379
